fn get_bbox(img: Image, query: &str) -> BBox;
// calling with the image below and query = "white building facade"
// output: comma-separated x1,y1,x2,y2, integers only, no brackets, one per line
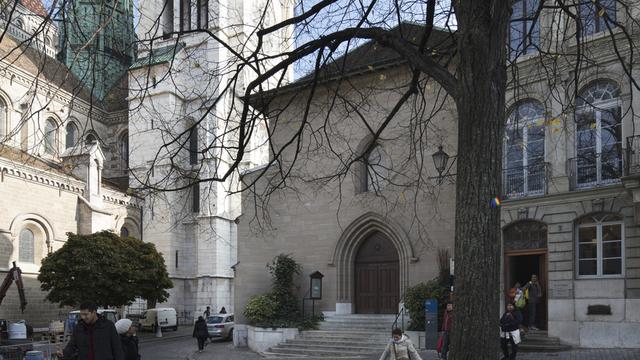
128,0,293,322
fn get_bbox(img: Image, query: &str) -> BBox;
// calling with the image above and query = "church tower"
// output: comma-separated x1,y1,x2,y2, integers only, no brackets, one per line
57,0,135,101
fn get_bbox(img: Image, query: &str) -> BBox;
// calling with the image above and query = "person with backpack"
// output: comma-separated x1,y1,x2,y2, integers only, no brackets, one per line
511,282,525,310
379,328,423,360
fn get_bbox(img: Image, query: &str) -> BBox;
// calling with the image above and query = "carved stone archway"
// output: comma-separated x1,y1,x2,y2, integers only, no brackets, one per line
330,212,417,314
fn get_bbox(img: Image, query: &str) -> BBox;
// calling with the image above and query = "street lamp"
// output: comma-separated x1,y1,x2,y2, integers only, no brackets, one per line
432,146,450,178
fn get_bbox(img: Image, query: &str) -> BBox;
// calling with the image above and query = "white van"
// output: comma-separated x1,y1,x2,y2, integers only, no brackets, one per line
138,308,178,332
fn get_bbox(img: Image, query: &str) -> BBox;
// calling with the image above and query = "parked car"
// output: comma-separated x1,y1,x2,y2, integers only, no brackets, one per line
138,308,178,332
206,314,234,340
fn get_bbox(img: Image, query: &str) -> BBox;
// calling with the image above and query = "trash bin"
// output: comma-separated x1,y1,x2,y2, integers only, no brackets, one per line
424,299,438,350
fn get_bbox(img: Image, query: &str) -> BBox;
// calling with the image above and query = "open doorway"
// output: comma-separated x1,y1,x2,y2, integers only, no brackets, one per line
505,251,547,330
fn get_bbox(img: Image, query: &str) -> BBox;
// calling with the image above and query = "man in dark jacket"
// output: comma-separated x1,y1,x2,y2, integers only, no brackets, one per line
193,316,208,352
57,302,125,360
500,303,523,360
522,274,543,330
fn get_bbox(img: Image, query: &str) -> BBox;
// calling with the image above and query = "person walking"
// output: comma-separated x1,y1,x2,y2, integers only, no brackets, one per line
56,302,124,360
115,319,140,360
439,302,453,360
193,316,209,353
379,328,423,360
500,303,523,360
522,274,542,330
203,306,211,318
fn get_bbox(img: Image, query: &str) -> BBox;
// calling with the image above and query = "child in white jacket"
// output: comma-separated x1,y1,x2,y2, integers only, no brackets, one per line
379,328,423,360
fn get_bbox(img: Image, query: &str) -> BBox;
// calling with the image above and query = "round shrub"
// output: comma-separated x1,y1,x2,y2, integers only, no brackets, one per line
243,294,278,326
404,280,449,331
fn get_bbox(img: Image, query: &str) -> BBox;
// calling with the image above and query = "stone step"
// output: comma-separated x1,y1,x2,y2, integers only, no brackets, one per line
317,325,390,331
285,339,388,347
325,314,396,319
261,352,367,359
267,345,378,357
318,323,391,328
262,315,393,359
273,343,384,353
299,330,389,340
519,342,572,352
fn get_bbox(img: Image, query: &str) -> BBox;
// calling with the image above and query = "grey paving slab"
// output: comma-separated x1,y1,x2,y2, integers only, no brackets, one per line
141,336,640,360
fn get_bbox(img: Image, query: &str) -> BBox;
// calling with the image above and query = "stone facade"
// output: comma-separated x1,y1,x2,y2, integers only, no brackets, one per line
235,3,640,349
0,2,139,326
128,0,293,322
498,2,640,347
236,62,458,325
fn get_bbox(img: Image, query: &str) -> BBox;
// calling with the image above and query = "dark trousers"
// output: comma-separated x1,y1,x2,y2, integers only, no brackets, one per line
197,336,207,350
528,302,538,328
501,336,518,359
441,331,450,360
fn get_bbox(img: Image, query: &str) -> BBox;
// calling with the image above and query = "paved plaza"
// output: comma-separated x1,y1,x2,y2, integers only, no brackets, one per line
137,332,640,360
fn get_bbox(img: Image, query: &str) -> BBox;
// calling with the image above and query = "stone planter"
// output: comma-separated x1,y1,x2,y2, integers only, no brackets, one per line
247,325,299,353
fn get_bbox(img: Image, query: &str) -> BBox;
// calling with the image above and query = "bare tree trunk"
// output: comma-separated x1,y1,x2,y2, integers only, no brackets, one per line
147,299,157,309
450,2,510,359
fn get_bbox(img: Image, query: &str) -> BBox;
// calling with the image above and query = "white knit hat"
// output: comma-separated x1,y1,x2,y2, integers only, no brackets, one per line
115,319,132,334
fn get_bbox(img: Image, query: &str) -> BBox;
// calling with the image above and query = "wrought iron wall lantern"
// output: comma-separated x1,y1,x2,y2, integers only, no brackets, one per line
430,145,457,184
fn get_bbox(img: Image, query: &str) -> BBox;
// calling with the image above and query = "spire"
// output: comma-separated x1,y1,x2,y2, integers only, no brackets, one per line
57,0,136,101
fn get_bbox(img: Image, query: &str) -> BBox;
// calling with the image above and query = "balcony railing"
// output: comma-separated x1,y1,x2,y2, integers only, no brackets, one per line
502,162,550,199
625,135,640,176
567,154,623,190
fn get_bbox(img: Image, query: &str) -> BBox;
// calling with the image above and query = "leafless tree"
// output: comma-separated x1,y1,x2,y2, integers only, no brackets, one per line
2,0,639,358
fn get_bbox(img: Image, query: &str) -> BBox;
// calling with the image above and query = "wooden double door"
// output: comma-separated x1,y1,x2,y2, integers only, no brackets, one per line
354,232,399,314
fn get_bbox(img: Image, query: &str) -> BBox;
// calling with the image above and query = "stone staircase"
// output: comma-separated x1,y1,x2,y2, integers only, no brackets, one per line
261,314,396,359
519,329,571,352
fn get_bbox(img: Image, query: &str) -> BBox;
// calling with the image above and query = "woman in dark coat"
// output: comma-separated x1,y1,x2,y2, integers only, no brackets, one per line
500,303,523,360
193,316,209,352
115,319,140,360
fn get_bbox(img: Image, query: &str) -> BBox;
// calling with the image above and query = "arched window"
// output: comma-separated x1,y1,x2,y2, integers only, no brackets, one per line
15,18,24,30
0,96,6,137
576,213,623,277
120,227,130,238
19,228,35,264
365,144,390,193
504,100,546,197
503,220,547,251
86,133,97,145
44,118,57,155
574,80,622,188
65,122,78,149
44,36,51,46
120,131,129,169
189,124,198,165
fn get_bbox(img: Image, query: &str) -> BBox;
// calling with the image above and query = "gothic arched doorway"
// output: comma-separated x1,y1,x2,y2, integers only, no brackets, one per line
354,232,399,314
